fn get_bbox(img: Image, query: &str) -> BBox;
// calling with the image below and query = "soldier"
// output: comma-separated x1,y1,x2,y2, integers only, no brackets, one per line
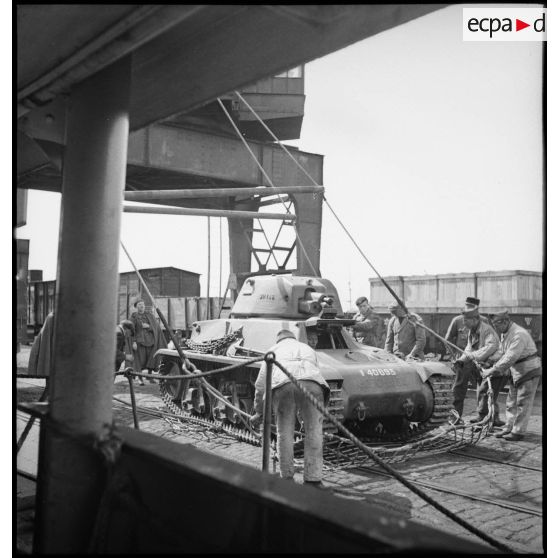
250,329,330,487
352,296,384,347
385,303,426,360
452,307,504,426
445,296,488,354
305,327,319,350
130,299,167,385
483,311,542,441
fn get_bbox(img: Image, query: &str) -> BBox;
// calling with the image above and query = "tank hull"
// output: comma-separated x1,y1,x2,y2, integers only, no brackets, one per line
157,315,454,439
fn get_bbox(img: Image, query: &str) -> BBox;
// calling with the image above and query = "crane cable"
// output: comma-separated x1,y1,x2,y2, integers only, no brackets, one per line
119,240,252,419
233,90,460,354
217,98,318,277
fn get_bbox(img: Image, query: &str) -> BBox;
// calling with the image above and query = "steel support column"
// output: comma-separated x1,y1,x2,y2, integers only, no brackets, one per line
291,191,322,276
35,58,131,553
227,197,259,299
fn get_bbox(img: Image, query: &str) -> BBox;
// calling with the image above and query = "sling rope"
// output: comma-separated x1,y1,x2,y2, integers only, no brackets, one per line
234,90,469,357
120,241,251,419
268,355,513,554
118,343,501,550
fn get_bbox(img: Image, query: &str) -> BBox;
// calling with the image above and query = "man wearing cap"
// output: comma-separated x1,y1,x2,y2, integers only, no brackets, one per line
483,311,542,441
352,296,384,347
452,307,504,425
130,299,167,385
250,329,330,487
445,297,489,355
384,303,426,360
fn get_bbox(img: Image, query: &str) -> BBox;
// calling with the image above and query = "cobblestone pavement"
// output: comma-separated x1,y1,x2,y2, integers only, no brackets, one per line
17,351,544,554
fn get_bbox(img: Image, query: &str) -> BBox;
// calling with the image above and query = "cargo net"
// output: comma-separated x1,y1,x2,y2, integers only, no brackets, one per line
115,348,507,553
313,416,492,469
154,350,494,467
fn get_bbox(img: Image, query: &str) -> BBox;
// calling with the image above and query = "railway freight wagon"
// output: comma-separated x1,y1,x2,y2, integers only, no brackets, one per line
368,270,543,356
117,267,201,323
27,267,206,336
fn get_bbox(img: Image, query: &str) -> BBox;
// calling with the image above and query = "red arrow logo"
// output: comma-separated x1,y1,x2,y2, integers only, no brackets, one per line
516,19,530,31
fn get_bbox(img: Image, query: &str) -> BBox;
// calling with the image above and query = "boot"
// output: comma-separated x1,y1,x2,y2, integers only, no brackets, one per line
494,429,512,438
502,432,523,441
304,480,326,490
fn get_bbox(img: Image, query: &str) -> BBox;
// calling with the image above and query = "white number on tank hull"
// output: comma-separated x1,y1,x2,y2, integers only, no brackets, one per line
359,368,396,376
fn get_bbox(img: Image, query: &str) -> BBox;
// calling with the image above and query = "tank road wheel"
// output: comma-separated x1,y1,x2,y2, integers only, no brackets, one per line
159,359,187,404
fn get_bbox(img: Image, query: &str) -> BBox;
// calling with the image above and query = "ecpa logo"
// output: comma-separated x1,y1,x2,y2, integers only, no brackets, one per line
463,8,546,41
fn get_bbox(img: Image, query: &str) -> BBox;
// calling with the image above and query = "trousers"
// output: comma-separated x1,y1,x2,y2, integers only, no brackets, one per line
135,343,156,371
505,374,540,434
273,380,324,483
452,361,502,419
476,375,508,418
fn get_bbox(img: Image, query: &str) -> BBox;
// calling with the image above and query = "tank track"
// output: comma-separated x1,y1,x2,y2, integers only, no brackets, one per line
159,382,262,445
159,370,453,449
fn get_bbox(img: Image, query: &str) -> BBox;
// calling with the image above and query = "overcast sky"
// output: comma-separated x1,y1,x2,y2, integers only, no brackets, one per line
16,4,545,311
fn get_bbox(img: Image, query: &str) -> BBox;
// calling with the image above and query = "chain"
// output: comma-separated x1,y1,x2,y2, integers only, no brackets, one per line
184,330,242,354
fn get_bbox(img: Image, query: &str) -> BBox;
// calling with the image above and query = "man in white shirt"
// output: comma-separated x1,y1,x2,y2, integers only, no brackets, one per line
250,329,330,487
483,311,541,441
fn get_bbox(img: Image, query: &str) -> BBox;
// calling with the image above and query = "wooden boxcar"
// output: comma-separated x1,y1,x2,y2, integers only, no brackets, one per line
368,270,543,356
27,267,202,335
118,267,200,322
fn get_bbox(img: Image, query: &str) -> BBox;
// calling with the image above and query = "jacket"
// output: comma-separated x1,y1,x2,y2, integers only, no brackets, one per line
446,314,489,350
253,337,330,415
385,313,426,359
130,310,168,370
131,310,164,347
491,322,541,384
353,307,384,347
463,320,501,372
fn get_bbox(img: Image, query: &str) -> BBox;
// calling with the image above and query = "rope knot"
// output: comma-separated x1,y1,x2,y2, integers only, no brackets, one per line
93,423,123,466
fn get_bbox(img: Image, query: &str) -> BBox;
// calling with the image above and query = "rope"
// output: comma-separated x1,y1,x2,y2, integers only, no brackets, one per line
18,396,125,552
21,407,123,467
116,355,264,381
120,242,244,416
219,217,223,314
217,99,281,269
217,98,318,276
267,354,514,554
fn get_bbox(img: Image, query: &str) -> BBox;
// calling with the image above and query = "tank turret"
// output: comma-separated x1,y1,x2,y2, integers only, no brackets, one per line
230,274,343,319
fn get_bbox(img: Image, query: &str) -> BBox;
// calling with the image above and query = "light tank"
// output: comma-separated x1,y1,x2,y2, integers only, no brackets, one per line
156,274,455,443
